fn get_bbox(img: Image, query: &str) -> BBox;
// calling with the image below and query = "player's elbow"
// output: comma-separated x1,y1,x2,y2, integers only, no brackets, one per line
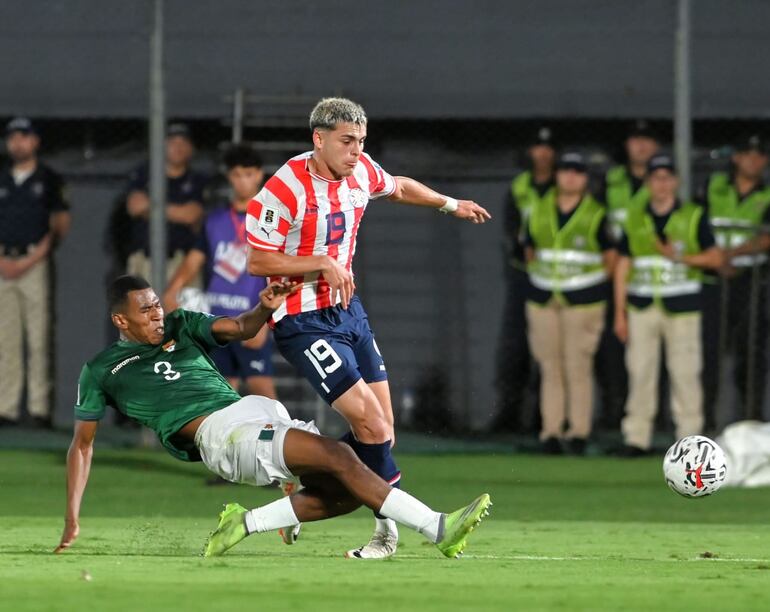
388,177,406,201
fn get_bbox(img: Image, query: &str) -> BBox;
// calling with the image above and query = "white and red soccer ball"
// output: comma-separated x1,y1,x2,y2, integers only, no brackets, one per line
663,435,727,498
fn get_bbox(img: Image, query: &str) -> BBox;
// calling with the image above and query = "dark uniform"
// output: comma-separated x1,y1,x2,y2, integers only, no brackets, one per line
0,119,69,424
123,123,208,284
700,135,770,422
125,163,208,258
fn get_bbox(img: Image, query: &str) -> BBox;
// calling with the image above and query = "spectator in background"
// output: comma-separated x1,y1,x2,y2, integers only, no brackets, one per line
702,134,770,420
595,120,660,431
495,126,556,433
124,123,207,284
0,117,71,428
524,151,616,455
614,155,722,456
163,145,276,399
603,120,659,241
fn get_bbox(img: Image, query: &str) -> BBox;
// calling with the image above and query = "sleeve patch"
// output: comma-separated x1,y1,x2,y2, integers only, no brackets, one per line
259,205,280,233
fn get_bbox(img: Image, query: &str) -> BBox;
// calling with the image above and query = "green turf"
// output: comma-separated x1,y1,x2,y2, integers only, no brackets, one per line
1,449,769,611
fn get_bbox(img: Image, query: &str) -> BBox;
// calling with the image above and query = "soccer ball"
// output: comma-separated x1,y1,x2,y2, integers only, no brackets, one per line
663,435,727,498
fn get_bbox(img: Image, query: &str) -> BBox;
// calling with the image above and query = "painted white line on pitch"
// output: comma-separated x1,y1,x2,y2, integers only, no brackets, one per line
395,553,770,564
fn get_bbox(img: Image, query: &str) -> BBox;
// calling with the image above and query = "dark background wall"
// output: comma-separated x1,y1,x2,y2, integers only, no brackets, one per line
2,1,770,119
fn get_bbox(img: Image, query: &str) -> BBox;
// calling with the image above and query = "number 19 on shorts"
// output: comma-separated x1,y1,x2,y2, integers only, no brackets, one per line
304,339,342,393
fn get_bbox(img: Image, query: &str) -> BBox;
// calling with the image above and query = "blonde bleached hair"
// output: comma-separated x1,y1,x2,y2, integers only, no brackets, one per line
309,97,367,131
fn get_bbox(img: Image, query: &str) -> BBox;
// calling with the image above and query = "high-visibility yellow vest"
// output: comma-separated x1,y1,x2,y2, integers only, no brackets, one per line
511,171,555,223
625,202,703,304
605,165,650,241
528,191,607,301
707,172,770,267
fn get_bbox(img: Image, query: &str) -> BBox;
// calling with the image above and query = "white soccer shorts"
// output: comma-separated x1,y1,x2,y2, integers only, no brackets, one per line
195,395,319,486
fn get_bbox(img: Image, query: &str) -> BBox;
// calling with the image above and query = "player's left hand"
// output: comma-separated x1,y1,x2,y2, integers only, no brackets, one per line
259,281,299,311
452,200,492,224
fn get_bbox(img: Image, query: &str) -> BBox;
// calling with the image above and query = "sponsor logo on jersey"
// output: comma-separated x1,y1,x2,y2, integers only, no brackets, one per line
111,355,140,375
162,340,176,352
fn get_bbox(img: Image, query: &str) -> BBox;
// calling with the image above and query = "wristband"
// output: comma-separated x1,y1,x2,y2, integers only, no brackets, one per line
439,197,459,214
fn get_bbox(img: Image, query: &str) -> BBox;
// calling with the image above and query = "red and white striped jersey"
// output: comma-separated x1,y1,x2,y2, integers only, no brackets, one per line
246,151,397,323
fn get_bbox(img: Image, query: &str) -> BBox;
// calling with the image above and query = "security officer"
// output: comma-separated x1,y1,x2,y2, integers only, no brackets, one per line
614,154,722,456
0,117,71,427
603,120,660,241
595,120,661,430
524,151,616,455
702,134,770,420
124,122,207,284
495,126,556,433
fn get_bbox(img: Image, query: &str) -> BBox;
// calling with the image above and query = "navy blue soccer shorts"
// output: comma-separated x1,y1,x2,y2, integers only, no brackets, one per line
272,296,388,404
211,341,275,379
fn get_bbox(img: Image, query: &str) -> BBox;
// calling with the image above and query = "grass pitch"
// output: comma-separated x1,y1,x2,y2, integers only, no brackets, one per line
1,449,769,611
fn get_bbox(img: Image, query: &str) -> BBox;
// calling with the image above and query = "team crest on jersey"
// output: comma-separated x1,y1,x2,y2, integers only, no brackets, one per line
162,340,176,352
348,188,368,209
259,205,279,235
573,236,587,249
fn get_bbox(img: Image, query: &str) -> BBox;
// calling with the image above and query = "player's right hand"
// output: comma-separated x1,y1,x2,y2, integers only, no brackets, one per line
54,519,79,553
322,256,355,309
452,200,492,224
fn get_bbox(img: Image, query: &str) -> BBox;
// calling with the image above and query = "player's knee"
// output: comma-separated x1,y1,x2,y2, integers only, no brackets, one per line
350,415,390,444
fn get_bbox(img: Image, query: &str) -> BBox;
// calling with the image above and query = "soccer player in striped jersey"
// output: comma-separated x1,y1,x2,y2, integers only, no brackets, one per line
246,97,491,559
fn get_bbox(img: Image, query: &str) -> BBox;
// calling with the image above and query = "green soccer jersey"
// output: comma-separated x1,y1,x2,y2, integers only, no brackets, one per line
74,309,241,461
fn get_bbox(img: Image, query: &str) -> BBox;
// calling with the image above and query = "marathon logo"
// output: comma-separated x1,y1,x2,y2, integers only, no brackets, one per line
111,355,140,375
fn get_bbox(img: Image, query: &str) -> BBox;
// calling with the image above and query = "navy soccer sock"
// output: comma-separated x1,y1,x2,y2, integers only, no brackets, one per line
339,431,401,519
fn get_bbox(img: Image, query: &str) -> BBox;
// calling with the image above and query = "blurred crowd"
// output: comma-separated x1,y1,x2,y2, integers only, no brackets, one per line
1,116,769,454
497,121,770,456
0,118,277,430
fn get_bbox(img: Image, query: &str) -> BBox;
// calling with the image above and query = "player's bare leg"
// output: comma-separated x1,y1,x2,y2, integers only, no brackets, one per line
204,429,491,558
368,380,395,444
332,380,401,558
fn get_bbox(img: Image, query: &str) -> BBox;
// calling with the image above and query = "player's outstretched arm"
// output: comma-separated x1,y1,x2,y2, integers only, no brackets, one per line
387,176,492,224
55,420,98,553
210,280,298,343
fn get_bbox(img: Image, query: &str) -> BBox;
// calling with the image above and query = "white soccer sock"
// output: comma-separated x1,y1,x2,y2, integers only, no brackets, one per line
374,517,399,538
244,497,299,535
378,489,443,543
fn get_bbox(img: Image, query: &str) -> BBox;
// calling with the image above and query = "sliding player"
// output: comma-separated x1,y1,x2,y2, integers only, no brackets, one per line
55,276,491,559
